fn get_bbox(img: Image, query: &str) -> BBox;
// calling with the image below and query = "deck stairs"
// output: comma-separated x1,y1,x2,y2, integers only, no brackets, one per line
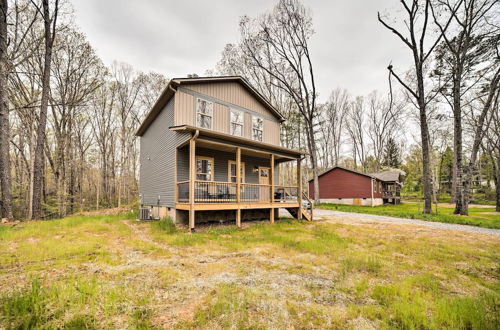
285,193,313,221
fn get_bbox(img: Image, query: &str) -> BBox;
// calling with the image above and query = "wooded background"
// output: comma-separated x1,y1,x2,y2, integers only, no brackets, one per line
0,0,499,220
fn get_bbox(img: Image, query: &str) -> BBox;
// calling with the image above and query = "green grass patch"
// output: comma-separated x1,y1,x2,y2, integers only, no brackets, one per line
151,219,350,255
1,210,498,328
368,277,499,329
153,216,178,234
318,202,500,229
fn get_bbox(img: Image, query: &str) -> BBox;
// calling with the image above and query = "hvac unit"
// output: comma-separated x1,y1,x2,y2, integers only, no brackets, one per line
139,208,151,221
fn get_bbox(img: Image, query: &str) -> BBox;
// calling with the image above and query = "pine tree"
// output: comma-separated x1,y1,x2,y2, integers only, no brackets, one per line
382,138,401,168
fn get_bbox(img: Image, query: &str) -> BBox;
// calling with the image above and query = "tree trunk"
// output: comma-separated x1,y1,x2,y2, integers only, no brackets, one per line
32,0,57,219
452,72,465,215
305,118,320,205
0,0,13,220
416,66,432,214
496,155,500,212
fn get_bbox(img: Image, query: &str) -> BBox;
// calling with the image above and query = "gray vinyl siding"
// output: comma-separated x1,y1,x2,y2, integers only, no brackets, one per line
140,96,191,207
177,147,279,184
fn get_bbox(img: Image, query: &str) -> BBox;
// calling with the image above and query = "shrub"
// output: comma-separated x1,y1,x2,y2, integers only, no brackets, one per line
154,217,177,234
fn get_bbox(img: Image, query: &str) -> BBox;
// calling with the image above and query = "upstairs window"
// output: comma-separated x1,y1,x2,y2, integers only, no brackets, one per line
230,109,244,136
196,98,213,129
252,116,263,142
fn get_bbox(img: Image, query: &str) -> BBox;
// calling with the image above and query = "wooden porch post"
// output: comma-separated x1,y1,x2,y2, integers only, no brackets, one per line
297,158,302,220
270,154,275,224
189,138,196,231
236,147,241,228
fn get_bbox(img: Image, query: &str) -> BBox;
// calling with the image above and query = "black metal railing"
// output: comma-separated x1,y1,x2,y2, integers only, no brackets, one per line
177,181,299,204
194,181,237,203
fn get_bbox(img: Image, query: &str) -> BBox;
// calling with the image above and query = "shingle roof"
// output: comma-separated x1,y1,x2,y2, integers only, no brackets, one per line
370,170,404,182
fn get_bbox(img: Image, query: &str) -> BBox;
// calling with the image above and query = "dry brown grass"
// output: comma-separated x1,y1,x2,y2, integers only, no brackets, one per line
0,212,498,329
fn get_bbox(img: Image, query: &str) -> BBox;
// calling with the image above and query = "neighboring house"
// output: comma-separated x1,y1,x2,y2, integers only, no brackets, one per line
370,170,404,204
308,166,403,206
136,76,310,230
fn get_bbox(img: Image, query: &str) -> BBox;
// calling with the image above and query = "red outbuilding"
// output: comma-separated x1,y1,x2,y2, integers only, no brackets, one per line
308,166,402,206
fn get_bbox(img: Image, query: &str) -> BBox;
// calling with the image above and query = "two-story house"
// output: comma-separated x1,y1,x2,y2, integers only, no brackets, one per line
136,76,311,231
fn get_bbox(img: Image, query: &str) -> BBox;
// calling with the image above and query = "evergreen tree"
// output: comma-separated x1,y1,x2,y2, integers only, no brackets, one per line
382,138,401,168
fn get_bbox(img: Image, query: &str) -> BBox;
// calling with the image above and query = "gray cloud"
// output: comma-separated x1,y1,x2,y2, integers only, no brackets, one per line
73,0,413,102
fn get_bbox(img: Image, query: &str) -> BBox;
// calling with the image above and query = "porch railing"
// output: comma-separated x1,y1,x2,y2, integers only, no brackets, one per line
274,185,298,202
177,181,299,204
382,190,401,198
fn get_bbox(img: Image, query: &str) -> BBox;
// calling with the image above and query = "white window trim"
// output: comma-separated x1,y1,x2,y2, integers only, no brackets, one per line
195,156,214,181
230,109,244,137
228,160,245,183
196,98,213,130
252,116,264,142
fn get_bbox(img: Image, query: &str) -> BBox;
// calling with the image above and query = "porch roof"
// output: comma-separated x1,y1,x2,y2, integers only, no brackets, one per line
171,125,305,160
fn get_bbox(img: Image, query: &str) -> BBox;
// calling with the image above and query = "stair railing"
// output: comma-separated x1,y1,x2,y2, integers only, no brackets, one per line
301,192,313,221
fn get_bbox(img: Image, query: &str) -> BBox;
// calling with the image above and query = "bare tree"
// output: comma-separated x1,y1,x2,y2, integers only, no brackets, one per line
346,96,367,170
432,0,499,215
0,0,13,220
378,0,461,213
483,91,500,211
112,61,142,207
90,81,117,209
48,28,104,216
318,88,349,168
239,0,321,203
366,91,404,171
31,0,59,219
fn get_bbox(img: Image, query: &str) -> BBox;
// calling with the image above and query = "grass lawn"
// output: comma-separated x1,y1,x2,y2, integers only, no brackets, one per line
0,212,499,329
317,202,500,229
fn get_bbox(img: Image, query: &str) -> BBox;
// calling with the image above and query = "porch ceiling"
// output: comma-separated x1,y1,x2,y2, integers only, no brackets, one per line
195,138,295,162
172,125,304,161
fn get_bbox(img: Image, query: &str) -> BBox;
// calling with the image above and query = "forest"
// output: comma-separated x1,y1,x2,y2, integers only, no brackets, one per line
0,0,499,221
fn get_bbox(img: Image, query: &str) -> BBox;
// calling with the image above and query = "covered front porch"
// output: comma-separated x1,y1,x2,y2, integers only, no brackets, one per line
174,130,309,230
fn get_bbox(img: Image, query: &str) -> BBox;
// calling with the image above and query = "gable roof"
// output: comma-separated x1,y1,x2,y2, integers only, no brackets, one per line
308,166,378,182
136,76,285,136
370,170,405,182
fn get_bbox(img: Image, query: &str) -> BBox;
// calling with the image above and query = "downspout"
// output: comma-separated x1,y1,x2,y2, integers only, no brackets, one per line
371,178,374,207
191,129,200,141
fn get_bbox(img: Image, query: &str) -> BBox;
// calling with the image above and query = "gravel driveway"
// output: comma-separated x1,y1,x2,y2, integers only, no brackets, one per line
281,208,500,236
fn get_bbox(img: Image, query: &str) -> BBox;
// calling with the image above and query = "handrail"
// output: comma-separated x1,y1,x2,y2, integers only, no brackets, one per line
302,192,313,221
302,191,312,205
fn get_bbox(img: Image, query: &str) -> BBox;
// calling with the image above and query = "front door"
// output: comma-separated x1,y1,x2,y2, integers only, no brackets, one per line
259,167,270,201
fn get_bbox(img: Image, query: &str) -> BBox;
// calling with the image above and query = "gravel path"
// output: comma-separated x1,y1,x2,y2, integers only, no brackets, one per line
281,208,500,236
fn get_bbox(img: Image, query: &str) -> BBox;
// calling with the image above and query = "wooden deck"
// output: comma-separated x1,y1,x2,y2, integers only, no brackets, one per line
183,133,307,230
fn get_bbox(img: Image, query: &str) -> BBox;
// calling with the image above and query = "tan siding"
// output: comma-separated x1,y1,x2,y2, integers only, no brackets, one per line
213,103,229,134
175,81,283,147
244,113,252,139
174,90,194,126
183,82,275,118
264,119,280,145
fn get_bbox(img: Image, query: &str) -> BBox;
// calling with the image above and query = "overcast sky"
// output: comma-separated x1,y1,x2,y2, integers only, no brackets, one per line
72,0,413,103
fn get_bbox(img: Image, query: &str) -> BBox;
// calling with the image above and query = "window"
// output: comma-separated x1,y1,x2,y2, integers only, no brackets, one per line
196,98,213,129
196,156,213,181
228,161,245,183
252,116,263,141
230,109,244,136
